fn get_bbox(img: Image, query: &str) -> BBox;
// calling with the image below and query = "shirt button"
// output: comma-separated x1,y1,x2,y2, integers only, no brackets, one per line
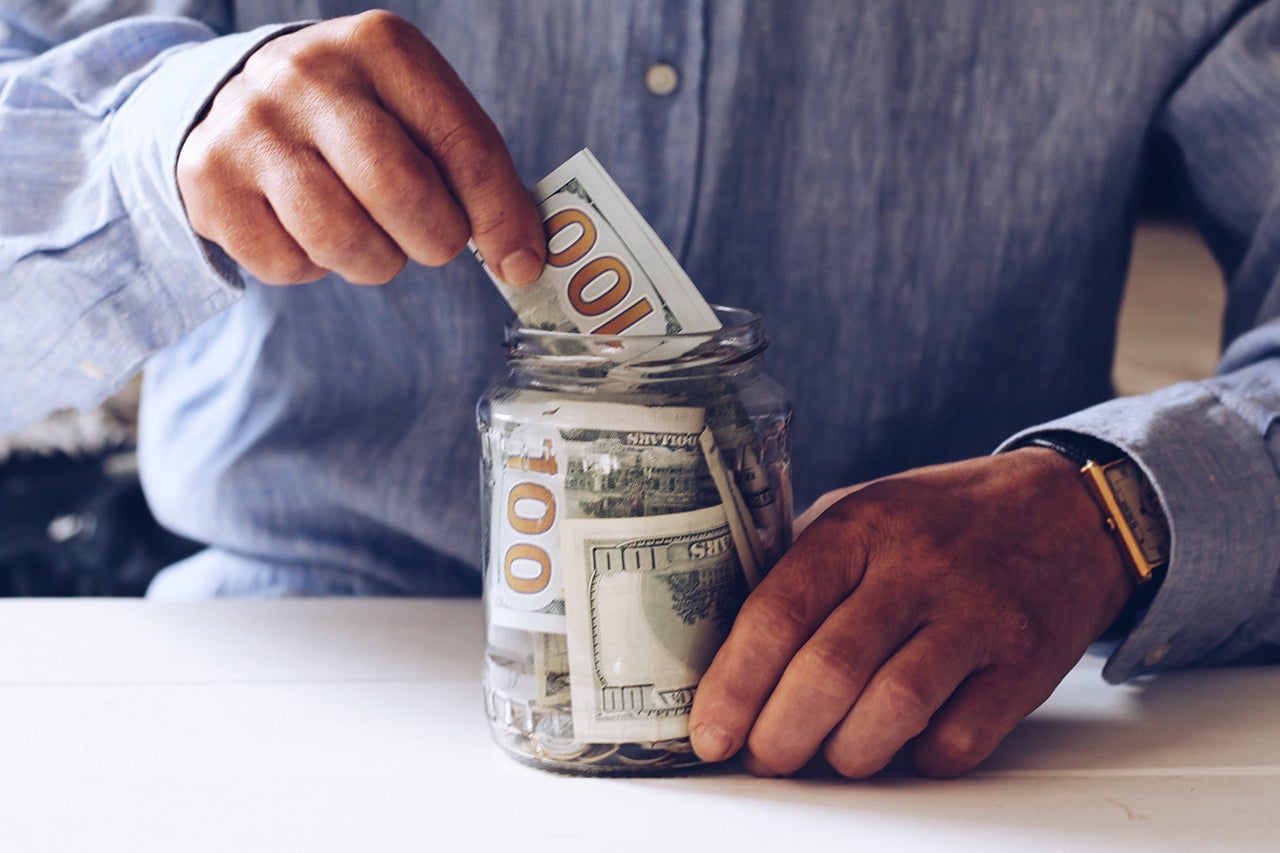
1142,642,1172,667
645,62,679,96
77,359,106,381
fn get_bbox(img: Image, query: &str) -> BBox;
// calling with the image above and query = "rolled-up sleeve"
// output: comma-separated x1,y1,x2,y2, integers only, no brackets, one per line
1004,1,1280,683
0,10,300,430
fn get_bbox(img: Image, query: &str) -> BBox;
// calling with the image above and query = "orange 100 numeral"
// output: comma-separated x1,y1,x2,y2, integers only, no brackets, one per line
545,208,597,268
503,543,551,595
506,482,555,535
503,479,556,594
507,439,558,475
543,207,654,335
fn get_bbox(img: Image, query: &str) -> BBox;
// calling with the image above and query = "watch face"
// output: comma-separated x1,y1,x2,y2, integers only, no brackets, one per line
1102,460,1171,566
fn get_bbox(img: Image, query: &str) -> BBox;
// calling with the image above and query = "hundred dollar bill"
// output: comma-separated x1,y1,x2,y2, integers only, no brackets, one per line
473,149,721,336
528,429,763,703
560,504,746,743
531,455,761,706
483,393,722,634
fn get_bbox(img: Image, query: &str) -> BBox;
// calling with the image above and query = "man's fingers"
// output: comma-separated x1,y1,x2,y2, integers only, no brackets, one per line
262,145,407,284
690,530,869,763
351,11,546,284
311,102,470,269
738,582,919,776
688,451,1132,780
906,666,1055,778
819,626,981,779
188,181,325,285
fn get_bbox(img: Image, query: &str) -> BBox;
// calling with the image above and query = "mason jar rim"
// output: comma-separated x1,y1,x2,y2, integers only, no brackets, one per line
503,304,768,372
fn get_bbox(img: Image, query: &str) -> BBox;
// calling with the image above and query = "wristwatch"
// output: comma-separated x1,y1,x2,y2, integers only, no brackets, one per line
1022,433,1170,585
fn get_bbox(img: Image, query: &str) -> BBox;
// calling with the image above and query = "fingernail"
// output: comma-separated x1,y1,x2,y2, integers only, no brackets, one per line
690,723,734,763
498,247,544,286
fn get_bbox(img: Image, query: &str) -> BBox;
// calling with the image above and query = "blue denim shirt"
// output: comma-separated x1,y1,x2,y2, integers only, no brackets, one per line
3,1,1279,682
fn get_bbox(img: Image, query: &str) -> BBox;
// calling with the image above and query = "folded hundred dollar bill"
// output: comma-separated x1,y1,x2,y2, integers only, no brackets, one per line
472,148,721,336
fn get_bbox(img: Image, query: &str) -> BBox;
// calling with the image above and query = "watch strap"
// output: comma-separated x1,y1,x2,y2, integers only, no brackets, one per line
1020,431,1126,468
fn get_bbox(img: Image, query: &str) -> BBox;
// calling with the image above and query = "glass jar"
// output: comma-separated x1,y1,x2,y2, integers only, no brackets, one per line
477,306,792,774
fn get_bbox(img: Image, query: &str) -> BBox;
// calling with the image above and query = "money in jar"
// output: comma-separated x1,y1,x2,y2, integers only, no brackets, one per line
477,307,793,774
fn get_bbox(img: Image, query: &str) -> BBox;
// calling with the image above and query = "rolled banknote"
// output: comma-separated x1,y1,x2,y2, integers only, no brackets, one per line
534,630,572,706
559,504,747,743
698,427,763,589
699,382,791,565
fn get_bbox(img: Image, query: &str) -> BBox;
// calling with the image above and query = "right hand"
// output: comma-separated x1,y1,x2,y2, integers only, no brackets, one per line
176,10,546,286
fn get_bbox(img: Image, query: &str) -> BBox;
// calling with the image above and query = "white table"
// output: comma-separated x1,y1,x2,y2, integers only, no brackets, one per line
0,599,1275,852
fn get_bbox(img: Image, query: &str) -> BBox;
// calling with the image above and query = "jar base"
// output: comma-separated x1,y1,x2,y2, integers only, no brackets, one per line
490,729,730,777
486,685,728,776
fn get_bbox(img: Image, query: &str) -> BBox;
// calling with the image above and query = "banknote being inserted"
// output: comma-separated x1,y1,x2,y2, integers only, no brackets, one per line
473,148,721,337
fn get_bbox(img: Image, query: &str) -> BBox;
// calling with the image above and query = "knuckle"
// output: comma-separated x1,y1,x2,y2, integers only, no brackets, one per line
350,154,471,266
304,228,372,273
360,164,422,214
351,8,412,37
289,210,407,284
468,200,533,248
738,591,811,653
990,607,1043,664
178,124,248,193
241,34,350,104
175,152,205,200
876,672,937,726
291,211,356,258
217,85,287,140
433,122,503,193
349,9,418,55
176,126,214,180
176,157,226,232
811,503,881,564
272,46,336,90
256,249,321,285
792,641,865,702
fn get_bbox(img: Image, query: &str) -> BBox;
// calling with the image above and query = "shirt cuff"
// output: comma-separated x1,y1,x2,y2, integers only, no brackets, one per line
998,379,1280,683
106,21,309,329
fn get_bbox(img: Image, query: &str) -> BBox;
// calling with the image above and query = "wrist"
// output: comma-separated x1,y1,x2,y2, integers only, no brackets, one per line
1013,432,1171,639
1020,433,1170,584
113,22,310,286
1017,446,1138,632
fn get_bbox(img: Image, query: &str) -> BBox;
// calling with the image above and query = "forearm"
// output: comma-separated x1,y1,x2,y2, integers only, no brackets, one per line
0,16,298,431
989,0,1280,683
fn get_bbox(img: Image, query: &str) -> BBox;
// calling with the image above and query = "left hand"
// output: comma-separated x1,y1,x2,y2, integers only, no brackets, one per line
688,447,1135,778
